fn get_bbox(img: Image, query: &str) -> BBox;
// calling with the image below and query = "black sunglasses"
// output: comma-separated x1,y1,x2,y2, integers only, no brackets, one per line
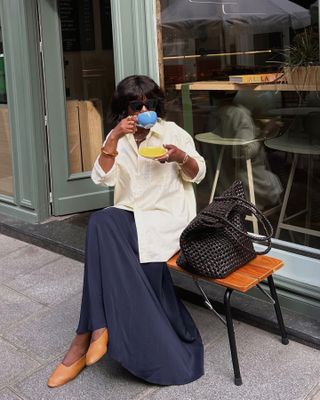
129,98,158,112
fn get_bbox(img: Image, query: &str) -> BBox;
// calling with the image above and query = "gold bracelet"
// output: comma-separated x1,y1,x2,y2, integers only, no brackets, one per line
100,148,118,158
178,152,189,166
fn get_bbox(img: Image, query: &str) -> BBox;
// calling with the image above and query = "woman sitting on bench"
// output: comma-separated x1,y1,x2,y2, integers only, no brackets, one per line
48,75,206,387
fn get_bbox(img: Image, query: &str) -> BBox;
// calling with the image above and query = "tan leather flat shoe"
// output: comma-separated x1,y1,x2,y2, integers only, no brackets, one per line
86,329,108,366
47,355,86,388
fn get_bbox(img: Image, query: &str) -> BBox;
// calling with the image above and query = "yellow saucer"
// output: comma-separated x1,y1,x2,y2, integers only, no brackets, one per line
138,146,167,159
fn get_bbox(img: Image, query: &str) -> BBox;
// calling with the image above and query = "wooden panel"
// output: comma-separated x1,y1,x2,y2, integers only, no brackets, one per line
167,253,284,293
167,258,198,279
213,272,259,292
155,0,164,89
66,99,103,173
0,105,13,196
66,100,82,174
248,255,284,272
167,253,181,268
79,99,103,171
234,263,272,280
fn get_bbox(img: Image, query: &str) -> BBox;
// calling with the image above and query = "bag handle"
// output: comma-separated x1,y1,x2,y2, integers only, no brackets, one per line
212,213,272,255
213,195,273,255
214,195,273,240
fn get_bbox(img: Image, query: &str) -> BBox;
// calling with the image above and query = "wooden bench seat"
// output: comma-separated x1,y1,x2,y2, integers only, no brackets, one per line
167,253,284,292
167,253,289,386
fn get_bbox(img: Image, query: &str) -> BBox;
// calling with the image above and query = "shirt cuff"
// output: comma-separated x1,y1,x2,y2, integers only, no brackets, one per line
180,158,206,184
91,157,117,186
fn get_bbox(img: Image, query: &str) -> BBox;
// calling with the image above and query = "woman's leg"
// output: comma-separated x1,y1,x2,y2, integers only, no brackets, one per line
62,208,114,365
61,327,107,367
62,332,91,366
48,209,132,387
76,211,109,334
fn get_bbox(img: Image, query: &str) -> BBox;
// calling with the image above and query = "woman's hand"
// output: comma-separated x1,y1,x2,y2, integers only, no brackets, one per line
98,116,136,174
112,115,137,139
156,144,186,164
156,144,199,179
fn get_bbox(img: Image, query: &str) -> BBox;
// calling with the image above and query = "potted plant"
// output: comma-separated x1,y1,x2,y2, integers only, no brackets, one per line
282,28,320,87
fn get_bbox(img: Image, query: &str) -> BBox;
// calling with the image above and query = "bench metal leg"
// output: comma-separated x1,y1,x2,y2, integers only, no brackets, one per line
267,275,289,345
224,288,242,386
194,279,226,326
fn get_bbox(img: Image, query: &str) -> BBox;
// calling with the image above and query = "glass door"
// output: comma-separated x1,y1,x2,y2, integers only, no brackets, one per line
38,0,115,215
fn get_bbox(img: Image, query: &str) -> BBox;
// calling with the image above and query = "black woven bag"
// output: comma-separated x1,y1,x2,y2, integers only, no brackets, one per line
177,180,273,278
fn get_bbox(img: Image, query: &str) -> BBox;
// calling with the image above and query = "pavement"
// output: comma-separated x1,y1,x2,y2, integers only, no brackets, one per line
0,233,320,400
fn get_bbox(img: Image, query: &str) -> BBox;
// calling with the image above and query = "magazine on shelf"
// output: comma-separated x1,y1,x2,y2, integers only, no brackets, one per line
228,73,283,84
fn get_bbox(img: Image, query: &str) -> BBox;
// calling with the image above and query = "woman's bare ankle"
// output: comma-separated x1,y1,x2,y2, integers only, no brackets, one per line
91,327,107,343
62,333,91,366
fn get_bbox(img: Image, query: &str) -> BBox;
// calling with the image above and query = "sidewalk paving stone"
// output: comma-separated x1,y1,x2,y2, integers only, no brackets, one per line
0,388,24,400
0,338,40,391
145,323,320,400
0,284,45,334
2,293,82,364
306,383,320,400
1,234,320,400
182,301,227,346
0,245,61,284
5,257,83,306
12,356,152,400
0,236,27,259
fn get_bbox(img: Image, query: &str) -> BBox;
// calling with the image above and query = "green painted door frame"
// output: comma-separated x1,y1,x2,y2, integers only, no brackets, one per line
0,0,160,220
37,0,113,215
110,0,159,84
37,0,159,216
0,0,50,222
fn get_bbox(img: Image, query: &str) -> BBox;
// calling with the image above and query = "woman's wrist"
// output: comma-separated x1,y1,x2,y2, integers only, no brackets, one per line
178,152,189,166
102,131,119,153
108,129,121,142
100,148,118,158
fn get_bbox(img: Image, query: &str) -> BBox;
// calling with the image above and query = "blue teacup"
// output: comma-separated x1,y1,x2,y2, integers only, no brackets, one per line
136,111,158,129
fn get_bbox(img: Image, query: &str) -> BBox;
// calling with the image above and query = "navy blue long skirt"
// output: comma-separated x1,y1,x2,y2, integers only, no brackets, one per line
77,207,204,385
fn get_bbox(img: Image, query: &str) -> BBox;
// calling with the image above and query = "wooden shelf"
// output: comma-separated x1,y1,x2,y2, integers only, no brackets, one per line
175,81,318,92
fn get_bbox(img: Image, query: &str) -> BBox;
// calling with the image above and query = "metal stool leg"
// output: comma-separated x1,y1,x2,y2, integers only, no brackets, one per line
246,158,259,234
304,154,314,246
275,153,298,238
267,275,289,345
224,289,242,386
194,279,226,326
209,146,225,203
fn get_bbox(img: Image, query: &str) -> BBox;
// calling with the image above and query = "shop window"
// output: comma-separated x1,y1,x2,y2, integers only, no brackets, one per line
158,0,320,250
58,0,115,174
0,24,13,197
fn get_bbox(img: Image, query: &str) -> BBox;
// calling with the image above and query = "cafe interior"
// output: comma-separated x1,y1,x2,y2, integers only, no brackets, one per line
158,0,320,251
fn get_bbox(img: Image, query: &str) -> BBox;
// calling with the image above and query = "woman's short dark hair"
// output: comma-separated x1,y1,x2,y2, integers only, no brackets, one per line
111,75,165,122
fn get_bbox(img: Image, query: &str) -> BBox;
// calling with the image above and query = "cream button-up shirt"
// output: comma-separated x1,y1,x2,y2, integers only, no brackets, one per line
91,119,206,263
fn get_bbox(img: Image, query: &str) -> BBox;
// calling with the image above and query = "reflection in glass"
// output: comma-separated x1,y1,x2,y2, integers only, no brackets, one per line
158,0,320,248
207,91,282,211
160,0,312,83
58,0,115,174
0,23,13,197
